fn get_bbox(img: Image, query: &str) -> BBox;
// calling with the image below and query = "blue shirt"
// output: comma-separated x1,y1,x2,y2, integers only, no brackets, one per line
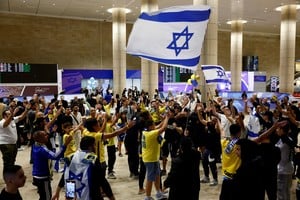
32,143,66,177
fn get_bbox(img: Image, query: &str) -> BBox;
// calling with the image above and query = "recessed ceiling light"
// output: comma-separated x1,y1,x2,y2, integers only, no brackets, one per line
275,4,300,11
52,3,56,6
107,8,131,14
227,20,247,24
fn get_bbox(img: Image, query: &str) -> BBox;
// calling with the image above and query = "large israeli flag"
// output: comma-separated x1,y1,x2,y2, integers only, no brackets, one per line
126,5,211,70
201,65,231,84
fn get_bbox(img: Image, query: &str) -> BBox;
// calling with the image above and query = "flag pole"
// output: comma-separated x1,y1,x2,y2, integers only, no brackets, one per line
184,83,188,93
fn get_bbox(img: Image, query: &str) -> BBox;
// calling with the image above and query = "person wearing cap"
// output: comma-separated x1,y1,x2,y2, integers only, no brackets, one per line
211,103,235,138
0,101,31,170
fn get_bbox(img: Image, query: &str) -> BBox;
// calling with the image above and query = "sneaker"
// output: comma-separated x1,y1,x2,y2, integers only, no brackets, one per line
156,192,168,200
107,173,116,179
209,179,218,186
200,176,210,183
18,147,25,151
160,169,167,176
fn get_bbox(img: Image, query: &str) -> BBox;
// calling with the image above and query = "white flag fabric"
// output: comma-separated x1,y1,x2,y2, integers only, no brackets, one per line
201,65,231,84
126,5,211,70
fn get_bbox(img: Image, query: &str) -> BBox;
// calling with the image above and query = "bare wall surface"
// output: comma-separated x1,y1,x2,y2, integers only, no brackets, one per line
0,13,299,78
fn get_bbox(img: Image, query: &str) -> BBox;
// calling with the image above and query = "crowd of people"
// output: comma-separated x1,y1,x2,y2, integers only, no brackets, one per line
0,88,299,200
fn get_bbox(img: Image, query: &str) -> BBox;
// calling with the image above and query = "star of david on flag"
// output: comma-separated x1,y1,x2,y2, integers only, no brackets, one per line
167,26,194,56
201,65,231,85
69,171,86,198
126,5,211,70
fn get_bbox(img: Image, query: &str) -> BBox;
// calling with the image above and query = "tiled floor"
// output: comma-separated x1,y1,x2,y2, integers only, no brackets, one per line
0,145,297,200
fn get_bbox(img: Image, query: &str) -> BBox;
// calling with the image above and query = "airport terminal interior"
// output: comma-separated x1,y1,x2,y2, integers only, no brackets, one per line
0,0,300,199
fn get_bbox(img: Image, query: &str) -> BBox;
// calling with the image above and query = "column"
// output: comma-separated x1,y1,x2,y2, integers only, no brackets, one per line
230,20,244,91
111,8,128,96
278,5,297,93
141,0,158,99
194,0,218,100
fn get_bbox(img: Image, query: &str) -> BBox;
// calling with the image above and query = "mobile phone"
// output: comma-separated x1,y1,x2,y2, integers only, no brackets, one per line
66,180,76,200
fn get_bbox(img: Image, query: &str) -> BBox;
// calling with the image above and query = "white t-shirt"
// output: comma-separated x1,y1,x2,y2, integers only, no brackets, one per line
0,116,20,144
217,113,233,138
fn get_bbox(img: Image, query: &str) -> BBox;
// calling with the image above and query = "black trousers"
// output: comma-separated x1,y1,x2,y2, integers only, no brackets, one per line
107,145,116,174
202,149,218,180
125,141,139,176
219,178,235,200
33,177,52,200
139,158,146,190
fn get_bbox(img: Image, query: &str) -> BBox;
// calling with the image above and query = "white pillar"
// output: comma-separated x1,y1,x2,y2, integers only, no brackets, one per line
230,20,243,91
111,8,127,96
279,5,297,93
140,0,158,99
194,0,218,100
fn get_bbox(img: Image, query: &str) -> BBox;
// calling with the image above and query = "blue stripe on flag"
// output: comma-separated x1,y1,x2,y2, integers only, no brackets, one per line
206,79,230,84
130,54,200,67
202,66,224,71
139,10,210,22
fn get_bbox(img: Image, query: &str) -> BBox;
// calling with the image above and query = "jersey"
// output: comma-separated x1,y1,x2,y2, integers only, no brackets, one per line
142,129,160,162
221,138,241,179
63,130,77,157
105,122,115,146
83,131,105,163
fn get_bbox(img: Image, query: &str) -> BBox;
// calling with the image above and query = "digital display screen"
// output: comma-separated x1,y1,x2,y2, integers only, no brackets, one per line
0,63,57,83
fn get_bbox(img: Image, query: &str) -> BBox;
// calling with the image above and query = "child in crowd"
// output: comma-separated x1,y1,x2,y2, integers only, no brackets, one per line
32,130,72,200
105,114,118,179
0,165,26,200
116,111,128,157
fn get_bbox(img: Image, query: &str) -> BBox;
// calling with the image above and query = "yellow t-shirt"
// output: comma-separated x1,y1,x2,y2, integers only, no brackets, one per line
150,106,166,124
104,104,112,115
105,122,115,146
221,138,241,179
83,131,105,163
142,129,160,163
81,128,89,136
63,131,77,157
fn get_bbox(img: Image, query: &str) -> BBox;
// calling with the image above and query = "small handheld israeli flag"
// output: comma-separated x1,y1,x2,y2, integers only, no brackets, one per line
126,5,211,70
201,65,231,84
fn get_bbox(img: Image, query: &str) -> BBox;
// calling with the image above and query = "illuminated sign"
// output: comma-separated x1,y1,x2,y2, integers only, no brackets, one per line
0,63,31,72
